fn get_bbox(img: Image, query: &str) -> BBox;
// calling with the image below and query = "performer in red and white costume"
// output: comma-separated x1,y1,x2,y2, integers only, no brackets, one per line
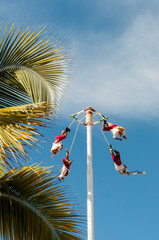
109,145,129,174
102,121,127,141
50,127,70,157
58,150,72,181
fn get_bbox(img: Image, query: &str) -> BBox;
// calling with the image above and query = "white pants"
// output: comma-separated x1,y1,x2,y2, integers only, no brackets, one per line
111,127,125,139
58,165,69,180
114,163,125,171
51,141,63,152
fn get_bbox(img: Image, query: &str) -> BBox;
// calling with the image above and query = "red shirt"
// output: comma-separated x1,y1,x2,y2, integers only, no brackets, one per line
54,134,66,143
103,124,117,131
111,152,122,166
63,155,71,169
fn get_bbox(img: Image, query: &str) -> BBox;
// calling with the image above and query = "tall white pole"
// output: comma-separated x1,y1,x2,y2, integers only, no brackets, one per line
86,109,94,240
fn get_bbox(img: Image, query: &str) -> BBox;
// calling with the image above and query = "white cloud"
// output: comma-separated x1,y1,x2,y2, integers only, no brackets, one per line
1,0,159,120
63,11,159,120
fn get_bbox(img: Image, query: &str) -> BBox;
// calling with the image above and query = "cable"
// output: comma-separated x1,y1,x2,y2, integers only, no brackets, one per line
68,118,76,129
68,115,85,155
98,123,110,147
69,121,80,155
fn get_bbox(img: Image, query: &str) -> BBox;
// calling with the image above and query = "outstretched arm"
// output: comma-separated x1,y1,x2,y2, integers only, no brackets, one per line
122,131,127,139
115,137,122,141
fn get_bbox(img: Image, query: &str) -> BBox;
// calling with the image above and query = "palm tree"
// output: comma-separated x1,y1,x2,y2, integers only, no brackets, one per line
0,102,53,167
0,22,86,239
0,22,70,165
0,164,85,240
0,22,70,109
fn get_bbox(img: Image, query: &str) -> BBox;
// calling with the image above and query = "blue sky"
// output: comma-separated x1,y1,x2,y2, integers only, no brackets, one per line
1,0,159,239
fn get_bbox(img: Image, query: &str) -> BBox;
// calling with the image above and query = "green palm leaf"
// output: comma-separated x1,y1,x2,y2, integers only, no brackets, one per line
0,165,85,240
0,23,70,109
0,102,54,167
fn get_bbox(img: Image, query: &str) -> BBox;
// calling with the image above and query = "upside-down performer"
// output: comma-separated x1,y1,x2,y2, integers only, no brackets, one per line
58,150,73,181
103,120,127,141
109,145,129,175
50,127,70,158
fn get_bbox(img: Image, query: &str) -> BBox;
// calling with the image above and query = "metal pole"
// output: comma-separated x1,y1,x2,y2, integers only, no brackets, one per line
86,109,94,240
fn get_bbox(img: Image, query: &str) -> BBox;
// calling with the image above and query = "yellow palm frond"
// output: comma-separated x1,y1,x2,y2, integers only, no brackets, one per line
0,102,54,167
0,160,8,177
0,165,86,240
0,23,70,109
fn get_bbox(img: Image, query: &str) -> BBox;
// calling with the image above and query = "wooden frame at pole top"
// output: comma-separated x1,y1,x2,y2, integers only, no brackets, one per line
86,110,93,126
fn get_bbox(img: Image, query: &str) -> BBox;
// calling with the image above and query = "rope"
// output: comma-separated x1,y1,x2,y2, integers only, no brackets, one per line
69,121,80,154
70,108,108,126
93,112,98,118
68,118,76,128
68,115,86,155
98,123,110,147
70,113,86,126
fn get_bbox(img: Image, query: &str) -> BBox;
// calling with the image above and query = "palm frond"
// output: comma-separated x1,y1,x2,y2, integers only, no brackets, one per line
0,160,9,177
0,165,86,240
0,102,54,167
0,23,71,109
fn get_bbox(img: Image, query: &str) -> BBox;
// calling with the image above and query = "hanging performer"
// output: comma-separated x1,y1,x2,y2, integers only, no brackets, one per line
58,149,73,181
50,127,70,157
102,120,127,141
109,145,129,175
